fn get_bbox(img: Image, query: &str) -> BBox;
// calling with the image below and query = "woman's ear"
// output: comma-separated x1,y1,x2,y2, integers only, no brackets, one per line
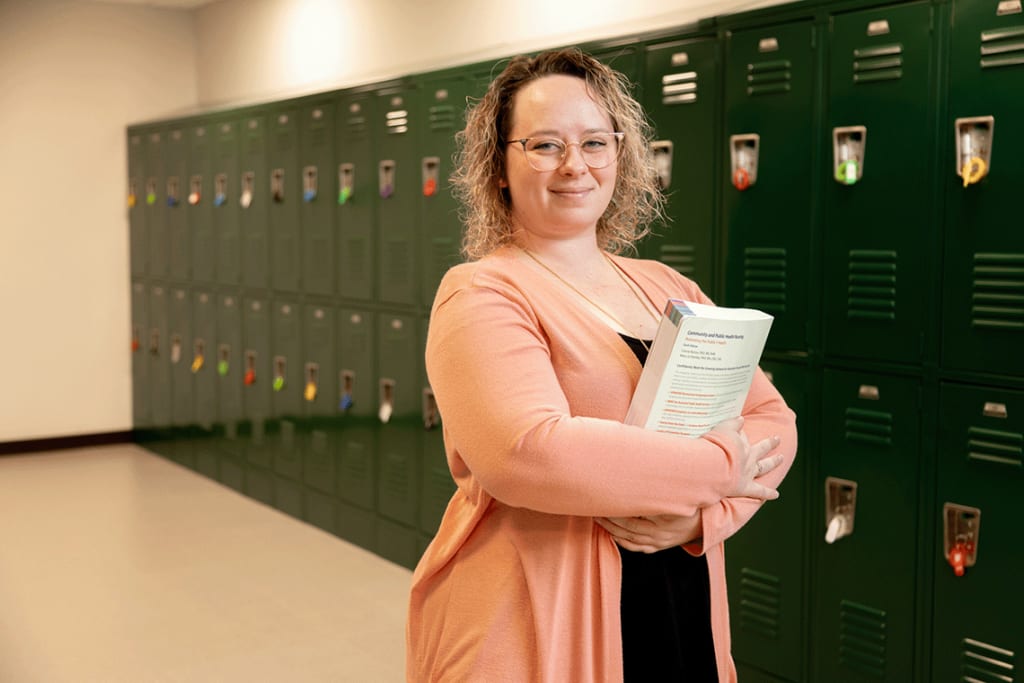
498,176,509,188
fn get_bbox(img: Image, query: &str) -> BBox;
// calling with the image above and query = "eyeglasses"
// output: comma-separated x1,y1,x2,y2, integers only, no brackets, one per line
506,132,624,172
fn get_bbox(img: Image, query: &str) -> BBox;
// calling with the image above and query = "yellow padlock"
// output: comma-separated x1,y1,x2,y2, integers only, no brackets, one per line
191,354,205,373
304,381,317,402
962,157,988,188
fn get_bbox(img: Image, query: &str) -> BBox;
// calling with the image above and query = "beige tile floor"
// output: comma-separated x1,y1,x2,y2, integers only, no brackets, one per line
0,444,412,682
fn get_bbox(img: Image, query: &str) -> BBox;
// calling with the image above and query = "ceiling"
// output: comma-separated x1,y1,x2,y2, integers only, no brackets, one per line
73,0,218,9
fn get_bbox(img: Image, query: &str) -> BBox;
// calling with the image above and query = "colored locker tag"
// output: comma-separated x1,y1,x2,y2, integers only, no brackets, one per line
244,368,256,385
303,188,317,202
339,392,353,411
128,194,137,208
422,178,437,197
131,338,140,352
962,157,988,187
732,168,751,191
304,381,317,402
188,191,201,205
948,542,968,577
240,190,252,209
214,193,226,207
338,187,352,205
147,192,157,206
167,195,179,208
273,375,285,392
378,401,393,423
380,184,394,199
191,354,205,373
218,359,229,376
835,160,860,185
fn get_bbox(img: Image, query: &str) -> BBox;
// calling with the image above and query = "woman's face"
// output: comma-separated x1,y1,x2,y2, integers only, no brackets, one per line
502,74,618,244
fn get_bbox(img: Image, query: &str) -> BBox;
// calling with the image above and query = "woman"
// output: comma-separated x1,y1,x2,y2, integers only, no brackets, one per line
406,48,797,682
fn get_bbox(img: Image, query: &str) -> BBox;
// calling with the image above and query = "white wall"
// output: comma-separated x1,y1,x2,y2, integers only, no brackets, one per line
0,0,197,442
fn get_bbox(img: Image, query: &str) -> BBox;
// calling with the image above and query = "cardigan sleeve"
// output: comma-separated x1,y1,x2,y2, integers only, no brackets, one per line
426,270,751,519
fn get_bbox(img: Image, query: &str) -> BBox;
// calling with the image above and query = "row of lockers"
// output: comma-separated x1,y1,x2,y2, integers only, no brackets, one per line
128,0,1024,376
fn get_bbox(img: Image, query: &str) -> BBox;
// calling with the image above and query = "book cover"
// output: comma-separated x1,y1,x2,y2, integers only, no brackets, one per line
624,299,773,437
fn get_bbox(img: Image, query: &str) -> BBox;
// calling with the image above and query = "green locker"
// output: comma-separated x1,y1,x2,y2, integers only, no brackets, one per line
270,299,303,481
941,0,1024,377
189,122,216,284
242,295,273,469
335,90,376,302
933,382,1022,683
217,293,245,490
147,284,171,430
337,500,377,551
240,114,270,289
640,36,721,295
376,312,421,527
131,280,149,428
375,82,420,306
337,308,377,511
418,317,454,537
304,489,337,535
145,131,167,279
214,119,241,287
269,105,302,293
193,289,219,480
416,70,480,308
722,21,817,353
128,131,147,277
377,516,421,570
273,474,304,519
299,100,336,296
823,2,939,365
245,466,274,506
591,43,639,83
814,368,922,682
165,127,189,281
302,303,338,496
726,359,810,682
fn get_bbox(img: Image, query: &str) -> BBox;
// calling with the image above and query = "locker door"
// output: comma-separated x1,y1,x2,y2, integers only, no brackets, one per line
300,101,336,296
823,2,939,364
189,122,215,283
193,289,219,479
303,304,338,496
337,308,377,512
217,292,244,490
169,286,193,429
592,44,639,84
145,131,167,279
131,280,149,428
641,37,720,294
271,299,303,481
165,127,189,281
933,383,1022,683
722,22,817,353
376,312,421,528
128,131,147,277
242,295,272,469
336,92,376,302
726,360,811,682
214,120,241,287
417,72,477,307
269,106,301,293
814,369,922,682
418,316,454,537
941,0,1024,376
375,83,420,306
147,284,172,430
240,114,269,289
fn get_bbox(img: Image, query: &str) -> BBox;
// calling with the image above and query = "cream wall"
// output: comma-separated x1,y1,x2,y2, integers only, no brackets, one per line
0,1,197,442
0,0,789,443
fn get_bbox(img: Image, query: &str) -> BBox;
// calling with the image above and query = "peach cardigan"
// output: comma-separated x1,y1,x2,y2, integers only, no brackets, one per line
407,246,798,682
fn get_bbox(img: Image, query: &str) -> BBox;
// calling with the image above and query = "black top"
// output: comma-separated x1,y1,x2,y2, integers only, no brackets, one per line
618,334,718,682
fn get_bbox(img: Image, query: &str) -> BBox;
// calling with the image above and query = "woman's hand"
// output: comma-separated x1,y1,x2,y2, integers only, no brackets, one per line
595,512,703,554
710,416,783,501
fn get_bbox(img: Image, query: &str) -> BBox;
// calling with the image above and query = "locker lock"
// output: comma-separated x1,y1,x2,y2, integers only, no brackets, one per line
824,477,857,544
304,363,319,402
191,339,206,373
730,134,760,191
339,370,355,412
170,335,183,364
422,157,440,197
833,126,866,185
131,326,141,353
146,178,157,206
244,350,257,385
128,181,137,209
217,344,231,377
188,175,202,205
944,503,981,577
379,378,395,423
303,166,318,203
955,116,994,188
651,141,673,190
379,161,396,199
273,356,286,392
240,172,254,209
166,177,180,208
338,164,354,205
271,169,285,203
214,173,227,207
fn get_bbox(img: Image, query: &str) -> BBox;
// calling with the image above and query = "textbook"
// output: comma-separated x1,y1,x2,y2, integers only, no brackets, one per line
624,299,773,437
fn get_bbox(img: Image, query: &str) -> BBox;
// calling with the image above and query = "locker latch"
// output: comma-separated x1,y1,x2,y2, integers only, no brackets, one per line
146,178,158,206
192,339,205,373
955,116,994,188
149,328,160,356
273,356,287,392
943,503,981,577
651,141,673,190
729,134,760,190
339,370,355,412
379,160,396,199
338,163,354,205
271,168,285,203
244,350,257,385
128,180,137,209
379,378,395,423
214,173,227,207
833,126,866,185
188,175,202,205
240,172,255,209
218,344,231,376
422,157,440,197
303,166,318,202
824,477,857,544
304,362,319,402
423,387,440,430
170,334,183,364
166,177,180,207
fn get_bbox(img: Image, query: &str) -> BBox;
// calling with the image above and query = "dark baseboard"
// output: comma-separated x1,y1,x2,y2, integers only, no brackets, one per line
0,431,135,457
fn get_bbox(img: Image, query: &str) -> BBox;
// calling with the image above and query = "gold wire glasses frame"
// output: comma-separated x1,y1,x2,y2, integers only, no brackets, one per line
506,132,625,172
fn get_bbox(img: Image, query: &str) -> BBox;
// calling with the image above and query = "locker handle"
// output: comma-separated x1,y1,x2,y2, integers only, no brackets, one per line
379,378,395,423
339,370,355,412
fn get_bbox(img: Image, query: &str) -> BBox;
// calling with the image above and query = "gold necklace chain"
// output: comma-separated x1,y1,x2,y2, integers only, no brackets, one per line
520,247,661,351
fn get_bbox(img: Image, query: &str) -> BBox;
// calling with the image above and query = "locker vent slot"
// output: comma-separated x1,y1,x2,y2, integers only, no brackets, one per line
386,240,412,283
342,440,371,486
737,568,781,639
386,109,409,135
967,426,1023,468
347,114,368,140
746,60,792,96
972,253,1024,329
429,104,457,131
962,638,1015,682
852,44,904,83
845,407,894,446
848,250,897,320
659,244,696,276
661,71,698,105
980,25,1024,69
743,247,787,313
839,600,888,679
308,120,328,149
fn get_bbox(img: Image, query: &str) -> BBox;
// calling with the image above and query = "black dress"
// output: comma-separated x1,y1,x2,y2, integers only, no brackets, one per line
618,334,719,682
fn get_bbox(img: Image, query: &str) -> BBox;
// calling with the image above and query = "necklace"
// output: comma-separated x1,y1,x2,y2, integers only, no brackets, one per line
520,247,661,351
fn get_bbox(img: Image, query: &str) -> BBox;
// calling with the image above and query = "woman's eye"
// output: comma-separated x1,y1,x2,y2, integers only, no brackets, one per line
530,140,563,154
582,138,608,150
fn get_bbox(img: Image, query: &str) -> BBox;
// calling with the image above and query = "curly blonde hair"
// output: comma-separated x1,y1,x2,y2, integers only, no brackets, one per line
452,48,667,260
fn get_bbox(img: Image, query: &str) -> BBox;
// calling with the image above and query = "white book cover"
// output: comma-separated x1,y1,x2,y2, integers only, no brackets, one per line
624,299,773,437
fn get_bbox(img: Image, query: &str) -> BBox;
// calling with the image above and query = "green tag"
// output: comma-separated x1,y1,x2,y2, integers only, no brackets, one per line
273,376,285,392
338,186,352,205
218,360,229,376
